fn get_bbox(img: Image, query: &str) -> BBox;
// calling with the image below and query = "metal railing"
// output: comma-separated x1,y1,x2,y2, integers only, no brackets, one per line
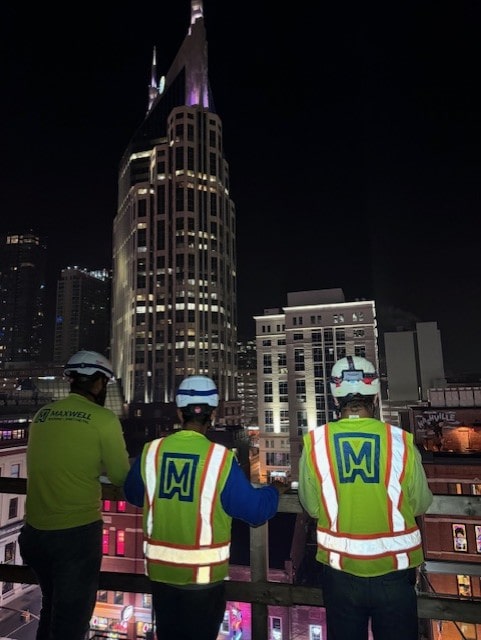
1,478,480,639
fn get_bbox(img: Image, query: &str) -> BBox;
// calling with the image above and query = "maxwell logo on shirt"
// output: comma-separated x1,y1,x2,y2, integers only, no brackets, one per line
35,408,51,423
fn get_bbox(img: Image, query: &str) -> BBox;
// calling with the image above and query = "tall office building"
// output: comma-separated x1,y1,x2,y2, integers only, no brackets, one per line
53,266,111,364
0,231,47,364
111,1,237,405
236,339,259,427
255,289,379,483
384,320,446,402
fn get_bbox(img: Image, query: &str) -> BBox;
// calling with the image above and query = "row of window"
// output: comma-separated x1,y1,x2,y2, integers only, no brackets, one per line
264,380,326,399
259,312,367,333
264,409,328,429
262,346,366,374
103,528,125,556
103,500,127,513
96,589,152,608
261,329,365,346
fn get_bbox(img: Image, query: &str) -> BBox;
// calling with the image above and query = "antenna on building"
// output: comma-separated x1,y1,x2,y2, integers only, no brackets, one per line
147,47,158,114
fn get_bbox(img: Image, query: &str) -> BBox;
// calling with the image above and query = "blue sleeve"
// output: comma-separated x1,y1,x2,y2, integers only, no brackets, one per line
123,455,145,507
220,459,279,526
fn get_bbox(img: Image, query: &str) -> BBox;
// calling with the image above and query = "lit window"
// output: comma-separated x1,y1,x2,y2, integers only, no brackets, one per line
116,530,126,556
117,501,127,513
102,528,110,555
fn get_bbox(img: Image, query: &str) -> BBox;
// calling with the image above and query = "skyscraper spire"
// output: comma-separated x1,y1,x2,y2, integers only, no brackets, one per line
147,46,158,114
190,0,203,29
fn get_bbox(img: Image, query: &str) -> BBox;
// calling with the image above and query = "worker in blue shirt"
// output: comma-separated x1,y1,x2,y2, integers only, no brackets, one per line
124,374,287,640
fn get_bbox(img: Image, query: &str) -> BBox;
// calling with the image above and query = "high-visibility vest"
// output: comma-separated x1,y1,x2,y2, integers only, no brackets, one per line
140,432,234,585
303,419,424,577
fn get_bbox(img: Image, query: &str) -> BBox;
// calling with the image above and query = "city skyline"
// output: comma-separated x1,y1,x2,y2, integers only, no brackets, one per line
2,1,480,374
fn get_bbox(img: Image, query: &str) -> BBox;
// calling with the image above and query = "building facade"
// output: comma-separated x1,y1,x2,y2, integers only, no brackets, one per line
411,386,481,640
0,429,30,612
111,0,237,406
0,232,47,365
53,267,111,364
384,320,446,403
254,289,379,483
236,339,258,427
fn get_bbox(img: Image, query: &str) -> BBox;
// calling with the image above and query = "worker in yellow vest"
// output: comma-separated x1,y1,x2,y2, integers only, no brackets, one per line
298,355,433,640
124,375,287,640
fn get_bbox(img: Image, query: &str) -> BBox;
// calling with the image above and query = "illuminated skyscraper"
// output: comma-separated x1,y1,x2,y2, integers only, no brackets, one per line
0,231,47,364
111,1,237,405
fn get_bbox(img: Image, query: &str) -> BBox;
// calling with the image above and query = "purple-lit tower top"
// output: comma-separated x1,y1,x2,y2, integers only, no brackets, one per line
147,0,210,114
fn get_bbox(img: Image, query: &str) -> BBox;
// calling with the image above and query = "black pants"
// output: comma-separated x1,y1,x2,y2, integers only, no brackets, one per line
322,564,419,640
151,580,226,640
19,520,103,640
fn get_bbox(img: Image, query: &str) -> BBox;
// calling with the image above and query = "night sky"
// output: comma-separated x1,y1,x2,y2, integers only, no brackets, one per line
2,1,480,375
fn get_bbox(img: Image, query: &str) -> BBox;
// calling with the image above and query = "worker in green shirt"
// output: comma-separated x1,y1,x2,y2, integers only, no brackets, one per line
19,350,130,640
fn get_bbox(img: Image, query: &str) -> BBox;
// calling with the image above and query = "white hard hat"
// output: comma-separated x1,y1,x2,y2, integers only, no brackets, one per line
175,375,219,407
64,350,115,380
329,355,380,398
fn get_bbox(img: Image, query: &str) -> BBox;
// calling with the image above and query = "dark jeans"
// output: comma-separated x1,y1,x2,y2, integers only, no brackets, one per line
151,580,226,640
18,520,103,640
322,564,419,640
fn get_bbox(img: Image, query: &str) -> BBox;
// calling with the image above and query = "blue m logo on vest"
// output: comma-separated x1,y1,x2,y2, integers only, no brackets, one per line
159,453,199,501
333,432,380,483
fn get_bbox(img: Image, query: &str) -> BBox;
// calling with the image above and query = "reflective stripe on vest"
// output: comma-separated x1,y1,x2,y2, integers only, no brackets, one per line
316,528,421,557
310,423,417,570
143,438,230,578
144,541,230,565
144,438,162,538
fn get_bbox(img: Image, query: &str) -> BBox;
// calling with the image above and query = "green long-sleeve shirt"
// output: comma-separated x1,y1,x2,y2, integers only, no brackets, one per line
25,392,130,530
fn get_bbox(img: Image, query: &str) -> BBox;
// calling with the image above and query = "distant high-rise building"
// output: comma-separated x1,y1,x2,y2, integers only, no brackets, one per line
255,289,379,483
111,1,237,405
53,267,111,364
0,231,47,364
236,339,258,426
384,321,446,403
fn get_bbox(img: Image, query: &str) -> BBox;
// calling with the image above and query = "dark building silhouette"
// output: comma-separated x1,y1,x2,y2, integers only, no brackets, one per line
0,231,47,364
53,266,111,363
